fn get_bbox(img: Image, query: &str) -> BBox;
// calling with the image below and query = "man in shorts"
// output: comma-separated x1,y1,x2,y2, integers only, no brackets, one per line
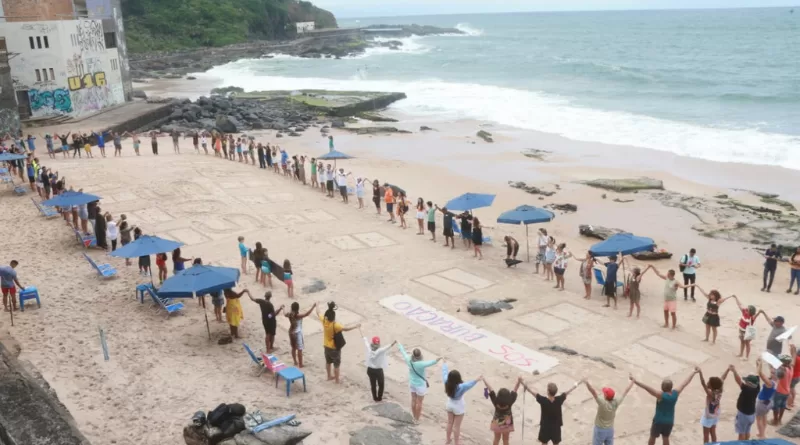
526,380,581,444
632,370,697,445
249,291,282,354
426,201,436,242
651,267,695,329
435,205,456,249
336,168,350,203
0,260,24,312
25,159,35,191
728,364,760,440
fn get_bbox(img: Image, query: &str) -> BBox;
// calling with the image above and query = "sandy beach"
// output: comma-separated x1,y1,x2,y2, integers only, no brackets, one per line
3,78,800,445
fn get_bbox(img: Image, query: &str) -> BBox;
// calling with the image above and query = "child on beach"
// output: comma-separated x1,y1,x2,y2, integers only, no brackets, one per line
261,256,272,288
544,236,557,281
83,136,93,158
238,236,247,275
356,177,366,209
286,301,316,367
211,289,225,322
442,363,480,445
156,253,168,283
472,217,484,260
283,259,294,298
415,198,426,234
483,376,522,445
697,365,731,443
535,228,548,274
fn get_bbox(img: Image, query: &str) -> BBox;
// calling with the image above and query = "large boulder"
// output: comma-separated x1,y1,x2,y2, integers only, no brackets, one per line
467,299,515,316
578,224,624,240
363,402,414,424
132,89,147,99
216,115,240,133
350,426,419,445
581,177,664,192
779,409,800,437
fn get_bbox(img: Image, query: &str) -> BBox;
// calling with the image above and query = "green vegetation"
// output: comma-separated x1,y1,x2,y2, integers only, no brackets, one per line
123,0,337,53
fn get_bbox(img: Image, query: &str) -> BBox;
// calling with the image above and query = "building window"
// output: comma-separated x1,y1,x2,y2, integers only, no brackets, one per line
111,59,118,70
44,36,49,49
43,69,48,81
70,34,76,47
104,32,117,49
35,69,41,82
49,68,55,79
36,36,42,49
29,37,34,49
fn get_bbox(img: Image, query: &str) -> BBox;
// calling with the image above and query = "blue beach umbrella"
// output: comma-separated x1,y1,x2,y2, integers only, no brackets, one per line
318,149,353,168
589,233,655,257
497,205,555,261
158,264,241,339
109,235,183,259
0,153,27,162
445,193,496,211
42,191,101,207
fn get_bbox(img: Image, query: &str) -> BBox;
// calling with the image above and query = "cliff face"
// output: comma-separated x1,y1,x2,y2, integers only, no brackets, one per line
122,0,337,53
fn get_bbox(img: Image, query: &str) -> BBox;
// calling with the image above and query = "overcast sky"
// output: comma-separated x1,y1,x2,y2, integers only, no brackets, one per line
313,0,795,18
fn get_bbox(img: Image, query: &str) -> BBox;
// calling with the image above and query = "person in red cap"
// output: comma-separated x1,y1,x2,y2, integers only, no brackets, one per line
360,327,396,402
583,378,634,445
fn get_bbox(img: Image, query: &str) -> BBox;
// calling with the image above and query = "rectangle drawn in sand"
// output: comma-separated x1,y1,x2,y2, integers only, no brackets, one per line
353,232,396,248
381,295,558,374
613,343,688,378
328,235,367,251
413,275,474,296
437,268,493,290
134,207,173,223
303,210,336,222
513,311,571,336
638,335,710,365
168,228,211,246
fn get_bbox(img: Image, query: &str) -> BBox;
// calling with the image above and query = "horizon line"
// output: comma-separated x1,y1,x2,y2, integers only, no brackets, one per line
336,5,797,19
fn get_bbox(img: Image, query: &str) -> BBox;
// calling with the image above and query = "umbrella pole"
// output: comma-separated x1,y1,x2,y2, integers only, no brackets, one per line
199,292,211,340
526,225,530,262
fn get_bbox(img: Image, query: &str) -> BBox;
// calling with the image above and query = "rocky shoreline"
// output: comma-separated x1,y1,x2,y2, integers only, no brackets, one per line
130,24,463,80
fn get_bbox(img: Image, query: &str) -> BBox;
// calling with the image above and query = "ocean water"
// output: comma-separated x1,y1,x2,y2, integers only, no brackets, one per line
201,8,800,170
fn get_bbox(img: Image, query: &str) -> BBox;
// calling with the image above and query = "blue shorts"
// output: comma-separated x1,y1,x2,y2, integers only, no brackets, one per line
261,262,271,274
773,393,789,410
735,411,755,435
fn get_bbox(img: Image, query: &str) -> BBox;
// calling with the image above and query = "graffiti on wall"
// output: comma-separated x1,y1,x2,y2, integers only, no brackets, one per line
71,86,113,116
66,54,85,77
76,20,105,53
21,23,57,33
68,72,106,91
29,88,73,116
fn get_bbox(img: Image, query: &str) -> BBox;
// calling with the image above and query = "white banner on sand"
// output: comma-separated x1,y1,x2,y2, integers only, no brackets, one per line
380,294,559,374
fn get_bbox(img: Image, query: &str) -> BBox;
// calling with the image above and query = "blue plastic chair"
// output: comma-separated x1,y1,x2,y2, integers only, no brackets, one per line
31,198,58,218
243,343,265,375
593,268,623,295
19,287,41,311
146,287,184,318
82,253,116,278
136,283,154,304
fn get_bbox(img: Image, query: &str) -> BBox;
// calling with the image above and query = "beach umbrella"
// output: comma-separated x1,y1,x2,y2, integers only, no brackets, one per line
0,153,26,162
496,205,555,261
318,149,353,169
445,193,496,211
109,235,183,259
42,191,101,208
158,265,241,339
589,233,655,257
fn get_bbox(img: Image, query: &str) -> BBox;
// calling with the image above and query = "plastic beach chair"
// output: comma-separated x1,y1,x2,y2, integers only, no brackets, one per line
244,344,265,375
31,198,58,218
74,229,97,249
136,282,154,304
19,287,41,311
13,185,26,195
146,287,184,318
82,253,117,278
593,268,623,296
262,353,305,397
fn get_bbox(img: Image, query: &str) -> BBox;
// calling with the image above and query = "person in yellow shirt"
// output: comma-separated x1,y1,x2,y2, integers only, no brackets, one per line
317,301,360,384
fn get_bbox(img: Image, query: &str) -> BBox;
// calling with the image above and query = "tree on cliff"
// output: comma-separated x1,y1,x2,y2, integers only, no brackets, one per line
122,0,337,53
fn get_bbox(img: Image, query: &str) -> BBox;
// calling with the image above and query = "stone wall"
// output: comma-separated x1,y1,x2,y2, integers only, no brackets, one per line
2,0,74,21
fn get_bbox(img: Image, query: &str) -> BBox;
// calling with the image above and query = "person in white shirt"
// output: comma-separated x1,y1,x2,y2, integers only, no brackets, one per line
200,134,208,154
325,165,335,198
680,248,701,301
106,213,119,251
336,168,351,203
360,327,396,402
536,228,549,274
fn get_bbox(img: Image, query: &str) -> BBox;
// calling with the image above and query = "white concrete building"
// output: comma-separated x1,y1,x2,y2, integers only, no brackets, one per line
0,19,125,118
296,21,315,34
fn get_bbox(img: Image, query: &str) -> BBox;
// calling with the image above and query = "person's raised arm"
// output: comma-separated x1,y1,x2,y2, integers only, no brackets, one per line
584,379,598,399
695,285,709,299
564,378,583,396
696,366,710,395
482,376,494,393
675,281,696,290
622,379,635,399
300,303,316,318
315,303,323,319
341,323,361,332
275,304,284,317
513,376,522,393
650,267,666,280
730,295,744,311
247,292,257,302
676,369,698,393
759,310,774,327
729,364,743,386
721,365,732,383
631,375,663,400
397,343,410,362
